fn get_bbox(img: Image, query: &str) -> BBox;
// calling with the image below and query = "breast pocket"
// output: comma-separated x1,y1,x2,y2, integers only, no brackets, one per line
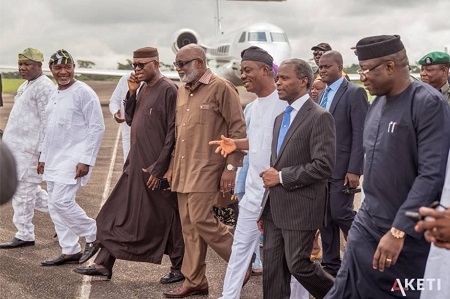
198,102,218,125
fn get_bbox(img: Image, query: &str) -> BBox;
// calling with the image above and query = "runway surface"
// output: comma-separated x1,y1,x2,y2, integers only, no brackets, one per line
0,81,262,299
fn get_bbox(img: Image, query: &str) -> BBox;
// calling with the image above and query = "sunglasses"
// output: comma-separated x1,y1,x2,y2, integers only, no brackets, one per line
313,51,324,56
173,58,199,68
131,61,155,69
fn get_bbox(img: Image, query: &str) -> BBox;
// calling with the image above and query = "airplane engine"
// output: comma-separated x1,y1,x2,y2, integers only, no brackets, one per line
171,29,202,53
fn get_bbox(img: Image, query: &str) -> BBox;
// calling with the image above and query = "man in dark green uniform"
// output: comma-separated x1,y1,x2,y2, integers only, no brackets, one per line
418,51,450,105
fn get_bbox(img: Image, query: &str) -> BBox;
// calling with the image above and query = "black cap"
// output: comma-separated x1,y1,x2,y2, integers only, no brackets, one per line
311,43,332,52
356,35,404,61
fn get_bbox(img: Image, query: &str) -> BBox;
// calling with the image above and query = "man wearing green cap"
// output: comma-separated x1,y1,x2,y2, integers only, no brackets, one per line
0,48,54,249
38,49,105,266
419,51,450,104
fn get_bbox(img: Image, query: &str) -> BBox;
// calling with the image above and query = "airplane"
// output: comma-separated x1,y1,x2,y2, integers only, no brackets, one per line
171,22,292,86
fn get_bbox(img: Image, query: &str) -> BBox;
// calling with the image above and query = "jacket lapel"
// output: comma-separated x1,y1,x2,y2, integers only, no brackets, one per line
329,80,347,114
273,99,314,165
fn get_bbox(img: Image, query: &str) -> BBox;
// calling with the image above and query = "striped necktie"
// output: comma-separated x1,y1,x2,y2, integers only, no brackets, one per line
320,87,332,109
277,105,294,155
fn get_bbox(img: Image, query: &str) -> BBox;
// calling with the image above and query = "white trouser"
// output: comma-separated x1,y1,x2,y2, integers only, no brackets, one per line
120,122,131,162
290,276,310,299
12,180,49,241
221,206,261,299
47,181,96,254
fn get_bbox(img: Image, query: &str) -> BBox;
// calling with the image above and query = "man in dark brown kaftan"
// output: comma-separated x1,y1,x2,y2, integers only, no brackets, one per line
74,47,185,284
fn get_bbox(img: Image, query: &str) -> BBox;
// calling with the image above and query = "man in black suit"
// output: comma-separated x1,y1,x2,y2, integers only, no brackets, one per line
318,50,369,276
259,58,336,299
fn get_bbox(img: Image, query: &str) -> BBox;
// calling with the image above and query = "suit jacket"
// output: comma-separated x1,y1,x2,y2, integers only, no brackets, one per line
319,79,368,180
260,98,336,230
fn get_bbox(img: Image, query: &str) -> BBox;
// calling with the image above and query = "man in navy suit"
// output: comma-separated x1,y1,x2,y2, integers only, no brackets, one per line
259,58,336,299
318,50,369,276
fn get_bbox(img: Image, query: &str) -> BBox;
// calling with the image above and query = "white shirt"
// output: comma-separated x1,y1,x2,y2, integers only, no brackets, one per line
323,77,344,111
108,73,130,122
2,74,54,182
40,81,105,185
239,89,286,213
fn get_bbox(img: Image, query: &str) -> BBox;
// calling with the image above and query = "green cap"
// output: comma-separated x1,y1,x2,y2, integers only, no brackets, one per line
18,48,44,62
418,51,450,66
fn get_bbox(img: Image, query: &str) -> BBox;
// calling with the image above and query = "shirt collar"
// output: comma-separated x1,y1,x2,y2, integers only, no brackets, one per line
327,76,344,91
185,68,213,91
288,93,310,112
440,81,449,94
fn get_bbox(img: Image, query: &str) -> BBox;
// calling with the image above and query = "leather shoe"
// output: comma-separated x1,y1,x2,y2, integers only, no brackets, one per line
73,265,112,280
160,272,185,284
79,241,99,264
0,237,35,249
41,252,82,266
163,286,208,298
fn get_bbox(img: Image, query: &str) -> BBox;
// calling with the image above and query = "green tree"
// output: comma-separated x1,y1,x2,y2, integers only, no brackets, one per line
77,60,96,68
117,59,133,70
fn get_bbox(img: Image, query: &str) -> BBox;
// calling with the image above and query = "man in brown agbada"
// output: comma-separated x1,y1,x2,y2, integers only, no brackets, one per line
74,47,184,283
163,44,246,298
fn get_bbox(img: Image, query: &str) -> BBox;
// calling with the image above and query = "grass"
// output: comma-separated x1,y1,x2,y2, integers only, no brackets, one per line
2,78,25,94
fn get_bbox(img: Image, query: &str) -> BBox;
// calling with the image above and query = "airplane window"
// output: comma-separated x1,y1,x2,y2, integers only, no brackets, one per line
238,32,246,43
270,32,287,42
248,32,267,42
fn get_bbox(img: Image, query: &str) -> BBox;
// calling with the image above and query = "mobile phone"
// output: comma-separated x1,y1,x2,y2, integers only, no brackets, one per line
341,187,361,195
158,178,170,190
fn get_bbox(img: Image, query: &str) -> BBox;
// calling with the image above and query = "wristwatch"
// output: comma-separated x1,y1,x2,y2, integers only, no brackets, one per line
390,227,405,239
226,164,237,171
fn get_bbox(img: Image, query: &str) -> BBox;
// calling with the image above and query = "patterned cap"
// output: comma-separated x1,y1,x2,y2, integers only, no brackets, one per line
49,49,74,65
241,46,273,66
418,51,450,66
18,48,44,62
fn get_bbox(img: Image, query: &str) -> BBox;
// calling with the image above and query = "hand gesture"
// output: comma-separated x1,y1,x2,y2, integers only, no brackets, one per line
114,110,125,123
209,135,236,158
127,72,140,95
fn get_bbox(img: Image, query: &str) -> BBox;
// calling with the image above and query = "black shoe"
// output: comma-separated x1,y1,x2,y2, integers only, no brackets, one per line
0,237,35,249
41,252,82,266
79,241,99,264
73,265,112,280
159,272,185,284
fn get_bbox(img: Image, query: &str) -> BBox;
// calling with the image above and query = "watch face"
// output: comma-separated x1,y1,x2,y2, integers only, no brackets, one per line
227,164,234,171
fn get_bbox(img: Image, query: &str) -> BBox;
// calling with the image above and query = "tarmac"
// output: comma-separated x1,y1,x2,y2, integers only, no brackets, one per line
0,81,361,299
0,81,262,299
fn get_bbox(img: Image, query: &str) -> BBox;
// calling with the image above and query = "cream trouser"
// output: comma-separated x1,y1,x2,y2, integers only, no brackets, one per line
12,178,48,241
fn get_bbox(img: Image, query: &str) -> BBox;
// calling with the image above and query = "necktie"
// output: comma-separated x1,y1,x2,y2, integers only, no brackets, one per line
277,105,294,154
320,87,331,109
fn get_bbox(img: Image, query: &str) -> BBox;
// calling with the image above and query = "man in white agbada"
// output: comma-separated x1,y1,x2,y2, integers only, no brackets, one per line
210,46,309,299
108,73,131,162
0,48,54,249
38,49,105,266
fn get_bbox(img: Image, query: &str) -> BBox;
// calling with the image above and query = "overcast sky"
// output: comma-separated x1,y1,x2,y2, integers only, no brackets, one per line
1,0,449,69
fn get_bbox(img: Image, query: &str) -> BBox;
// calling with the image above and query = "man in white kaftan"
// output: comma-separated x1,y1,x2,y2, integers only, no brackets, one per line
0,48,54,249
39,49,105,266
108,73,131,162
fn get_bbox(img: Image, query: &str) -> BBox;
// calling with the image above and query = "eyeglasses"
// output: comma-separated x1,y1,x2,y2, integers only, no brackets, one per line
357,61,387,80
313,51,324,56
173,58,199,68
131,61,154,69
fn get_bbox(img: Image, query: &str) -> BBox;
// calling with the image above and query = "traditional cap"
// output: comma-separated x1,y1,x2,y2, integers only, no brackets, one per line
49,49,74,65
133,47,158,59
272,63,279,77
18,48,44,62
356,35,404,61
311,43,332,52
418,51,450,66
241,46,273,66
